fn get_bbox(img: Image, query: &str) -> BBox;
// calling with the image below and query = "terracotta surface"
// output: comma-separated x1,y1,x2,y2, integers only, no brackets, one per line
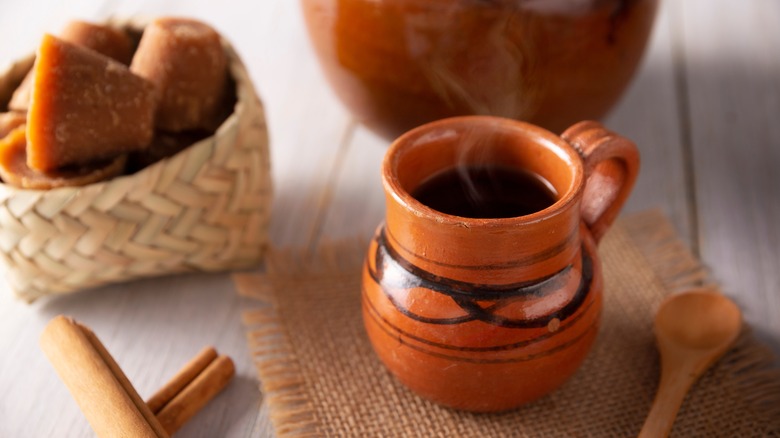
27,34,156,171
9,21,134,112
302,0,658,139
131,18,228,132
362,116,639,411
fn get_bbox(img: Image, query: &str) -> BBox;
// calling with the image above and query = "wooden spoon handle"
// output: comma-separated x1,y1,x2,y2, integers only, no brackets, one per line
638,363,697,438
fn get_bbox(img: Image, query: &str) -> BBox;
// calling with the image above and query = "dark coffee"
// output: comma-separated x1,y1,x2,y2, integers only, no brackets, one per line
411,165,557,218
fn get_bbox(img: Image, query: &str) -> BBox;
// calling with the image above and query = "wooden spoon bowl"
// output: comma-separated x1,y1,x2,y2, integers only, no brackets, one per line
639,289,742,437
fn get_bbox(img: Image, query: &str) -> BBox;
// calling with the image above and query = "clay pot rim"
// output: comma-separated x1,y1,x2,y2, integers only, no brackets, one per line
383,115,585,228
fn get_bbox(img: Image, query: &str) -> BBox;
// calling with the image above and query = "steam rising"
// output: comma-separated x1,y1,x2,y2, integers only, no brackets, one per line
401,2,541,205
403,3,540,120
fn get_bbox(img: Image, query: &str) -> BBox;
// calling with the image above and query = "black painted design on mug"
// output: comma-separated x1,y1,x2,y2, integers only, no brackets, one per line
368,228,593,329
362,284,596,353
363,296,601,364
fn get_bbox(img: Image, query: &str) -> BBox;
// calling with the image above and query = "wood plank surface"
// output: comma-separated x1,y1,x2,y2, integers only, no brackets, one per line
679,0,780,350
604,0,692,244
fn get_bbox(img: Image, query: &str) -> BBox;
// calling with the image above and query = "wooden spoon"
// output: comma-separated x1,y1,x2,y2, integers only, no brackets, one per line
638,289,742,438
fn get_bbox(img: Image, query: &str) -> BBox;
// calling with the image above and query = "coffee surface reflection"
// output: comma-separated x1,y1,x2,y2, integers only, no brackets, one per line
411,165,557,219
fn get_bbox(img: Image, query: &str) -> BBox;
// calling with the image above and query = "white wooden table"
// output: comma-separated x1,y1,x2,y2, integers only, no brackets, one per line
1,1,778,436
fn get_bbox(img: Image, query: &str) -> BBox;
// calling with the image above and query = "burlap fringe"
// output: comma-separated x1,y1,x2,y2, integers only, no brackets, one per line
235,240,367,436
623,209,780,420
239,212,780,436
722,332,780,419
621,210,714,292
240,301,323,437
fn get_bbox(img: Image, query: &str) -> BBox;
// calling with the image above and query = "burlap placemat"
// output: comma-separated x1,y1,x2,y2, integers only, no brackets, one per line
235,211,780,437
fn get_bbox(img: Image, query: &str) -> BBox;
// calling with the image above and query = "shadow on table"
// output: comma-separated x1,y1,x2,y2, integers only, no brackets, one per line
176,374,263,437
753,327,780,366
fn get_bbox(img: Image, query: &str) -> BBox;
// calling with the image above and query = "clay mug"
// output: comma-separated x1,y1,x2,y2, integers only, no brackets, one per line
362,116,640,412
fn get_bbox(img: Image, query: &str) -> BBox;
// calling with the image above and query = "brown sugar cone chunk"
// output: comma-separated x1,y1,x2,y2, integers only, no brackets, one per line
131,18,228,132
0,125,127,189
60,21,134,65
9,21,134,111
7,73,33,112
0,112,26,138
27,34,157,172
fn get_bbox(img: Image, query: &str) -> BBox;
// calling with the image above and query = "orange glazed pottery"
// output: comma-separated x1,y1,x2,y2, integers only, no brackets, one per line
302,0,659,139
362,116,640,411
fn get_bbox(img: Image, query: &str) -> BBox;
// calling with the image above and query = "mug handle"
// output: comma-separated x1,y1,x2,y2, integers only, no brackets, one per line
561,121,640,244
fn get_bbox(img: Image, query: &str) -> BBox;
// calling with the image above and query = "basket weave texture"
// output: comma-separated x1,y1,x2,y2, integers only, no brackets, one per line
0,35,272,302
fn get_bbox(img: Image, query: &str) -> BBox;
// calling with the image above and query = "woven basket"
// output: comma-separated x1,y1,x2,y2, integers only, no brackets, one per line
0,23,272,302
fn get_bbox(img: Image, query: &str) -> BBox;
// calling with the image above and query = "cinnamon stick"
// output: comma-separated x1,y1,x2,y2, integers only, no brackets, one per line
40,315,169,438
154,354,235,435
146,346,218,413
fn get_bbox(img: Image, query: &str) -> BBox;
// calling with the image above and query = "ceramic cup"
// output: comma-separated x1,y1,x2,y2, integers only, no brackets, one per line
362,116,639,412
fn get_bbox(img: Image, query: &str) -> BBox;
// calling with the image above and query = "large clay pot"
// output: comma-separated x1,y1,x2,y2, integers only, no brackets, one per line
362,116,640,411
302,0,659,139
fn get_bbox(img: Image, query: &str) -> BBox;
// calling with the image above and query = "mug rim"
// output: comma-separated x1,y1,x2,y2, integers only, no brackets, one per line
382,115,585,227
